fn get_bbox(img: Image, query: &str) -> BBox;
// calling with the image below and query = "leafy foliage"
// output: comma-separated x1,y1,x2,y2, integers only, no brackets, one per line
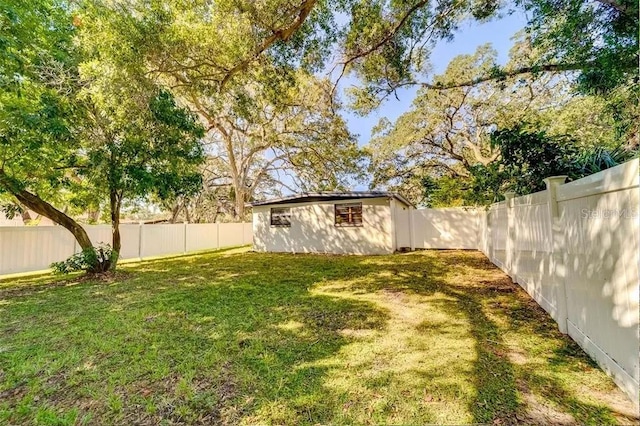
79,0,368,219
2,0,637,257
0,0,81,201
368,41,620,204
422,176,468,208
520,0,639,94
466,127,637,203
337,0,638,105
51,244,113,274
1,0,206,271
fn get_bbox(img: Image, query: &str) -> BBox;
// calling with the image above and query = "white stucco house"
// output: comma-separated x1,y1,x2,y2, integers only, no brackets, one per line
249,192,414,255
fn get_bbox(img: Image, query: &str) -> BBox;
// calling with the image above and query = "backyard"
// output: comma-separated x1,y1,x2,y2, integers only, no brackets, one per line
0,248,636,425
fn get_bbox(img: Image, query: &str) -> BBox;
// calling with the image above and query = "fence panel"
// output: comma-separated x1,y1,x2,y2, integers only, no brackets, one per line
118,224,143,259
140,224,185,258
218,223,246,248
490,203,508,268
84,225,112,248
477,210,489,255
410,207,478,249
0,222,252,275
557,160,639,401
511,191,557,319
242,223,253,245
186,223,219,252
0,227,75,275
477,159,639,403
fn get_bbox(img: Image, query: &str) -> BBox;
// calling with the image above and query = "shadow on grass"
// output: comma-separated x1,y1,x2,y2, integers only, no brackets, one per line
335,250,630,425
431,252,630,425
336,252,520,423
0,250,388,425
0,249,633,425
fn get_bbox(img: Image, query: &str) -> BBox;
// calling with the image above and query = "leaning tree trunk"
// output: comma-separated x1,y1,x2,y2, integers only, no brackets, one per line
109,189,122,271
0,171,94,252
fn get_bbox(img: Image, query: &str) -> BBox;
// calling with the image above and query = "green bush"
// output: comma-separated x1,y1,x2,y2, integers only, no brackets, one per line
51,244,113,274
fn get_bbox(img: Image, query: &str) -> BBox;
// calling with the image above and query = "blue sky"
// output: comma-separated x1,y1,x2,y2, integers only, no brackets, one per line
341,10,530,147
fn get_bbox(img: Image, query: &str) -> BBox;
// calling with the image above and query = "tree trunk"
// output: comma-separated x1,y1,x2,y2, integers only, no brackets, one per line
185,203,191,223
110,189,122,271
235,195,245,221
20,208,32,225
170,202,182,223
0,171,94,251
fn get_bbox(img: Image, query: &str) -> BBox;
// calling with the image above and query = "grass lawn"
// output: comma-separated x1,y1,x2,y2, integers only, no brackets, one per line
0,248,636,425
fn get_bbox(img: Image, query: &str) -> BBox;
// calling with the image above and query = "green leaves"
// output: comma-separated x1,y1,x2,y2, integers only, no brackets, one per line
0,0,81,203
519,0,638,93
467,126,638,203
490,127,580,195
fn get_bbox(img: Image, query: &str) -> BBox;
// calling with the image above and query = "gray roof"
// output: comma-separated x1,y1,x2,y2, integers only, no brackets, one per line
247,191,414,208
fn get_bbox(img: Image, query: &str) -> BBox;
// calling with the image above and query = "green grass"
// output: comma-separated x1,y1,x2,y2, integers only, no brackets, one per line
0,247,636,425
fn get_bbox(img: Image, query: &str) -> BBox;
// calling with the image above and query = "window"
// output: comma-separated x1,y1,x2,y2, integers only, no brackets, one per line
270,207,291,227
335,203,363,227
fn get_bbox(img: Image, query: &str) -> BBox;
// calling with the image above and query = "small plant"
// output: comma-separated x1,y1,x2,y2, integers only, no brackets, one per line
51,244,113,274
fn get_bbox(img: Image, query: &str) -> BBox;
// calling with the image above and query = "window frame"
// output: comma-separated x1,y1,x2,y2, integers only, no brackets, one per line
270,207,292,227
334,202,363,227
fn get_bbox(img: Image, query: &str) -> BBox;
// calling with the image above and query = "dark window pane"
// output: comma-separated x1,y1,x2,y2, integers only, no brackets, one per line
335,203,363,227
271,207,291,227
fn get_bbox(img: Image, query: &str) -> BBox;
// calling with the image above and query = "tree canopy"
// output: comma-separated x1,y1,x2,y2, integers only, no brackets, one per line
336,0,638,107
366,36,637,205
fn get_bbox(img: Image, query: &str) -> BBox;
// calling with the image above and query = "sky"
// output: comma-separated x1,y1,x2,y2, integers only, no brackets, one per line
341,10,530,148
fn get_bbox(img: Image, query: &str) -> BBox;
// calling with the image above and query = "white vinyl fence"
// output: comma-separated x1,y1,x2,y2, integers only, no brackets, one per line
395,159,639,403
0,222,252,276
481,160,639,403
395,206,483,250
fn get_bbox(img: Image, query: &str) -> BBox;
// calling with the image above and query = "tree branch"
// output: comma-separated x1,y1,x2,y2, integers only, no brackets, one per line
415,60,636,91
219,0,317,90
594,0,629,13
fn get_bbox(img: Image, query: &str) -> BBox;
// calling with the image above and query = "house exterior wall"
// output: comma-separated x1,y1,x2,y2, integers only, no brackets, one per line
252,197,394,255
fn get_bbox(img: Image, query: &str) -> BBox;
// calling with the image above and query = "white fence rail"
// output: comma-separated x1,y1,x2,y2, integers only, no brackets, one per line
0,222,252,276
396,159,639,403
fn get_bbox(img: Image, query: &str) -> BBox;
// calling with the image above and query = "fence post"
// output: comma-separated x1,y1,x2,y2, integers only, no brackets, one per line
409,207,416,251
504,191,516,281
486,206,493,261
544,176,569,334
216,222,220,249
183,221,188,254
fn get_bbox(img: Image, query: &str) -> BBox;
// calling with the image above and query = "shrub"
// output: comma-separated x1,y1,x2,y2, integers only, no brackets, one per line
51,244,113,274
